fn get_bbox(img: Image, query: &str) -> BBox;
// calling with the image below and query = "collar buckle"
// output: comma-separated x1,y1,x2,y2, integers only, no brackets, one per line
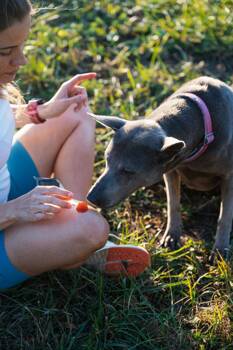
204,132,214,145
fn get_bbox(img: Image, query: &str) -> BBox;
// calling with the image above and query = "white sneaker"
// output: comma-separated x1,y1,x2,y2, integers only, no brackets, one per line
85,241,151,277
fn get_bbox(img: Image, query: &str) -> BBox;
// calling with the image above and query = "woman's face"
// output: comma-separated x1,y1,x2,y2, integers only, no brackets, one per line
0,14,31,84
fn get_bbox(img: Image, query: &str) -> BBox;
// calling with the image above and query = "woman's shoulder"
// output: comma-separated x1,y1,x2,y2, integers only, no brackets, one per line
0,98,11,110
0,98,11,108
0,98,12,117
0,98,14,134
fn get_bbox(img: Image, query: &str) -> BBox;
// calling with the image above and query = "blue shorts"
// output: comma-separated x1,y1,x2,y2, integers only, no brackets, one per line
0,141,40,290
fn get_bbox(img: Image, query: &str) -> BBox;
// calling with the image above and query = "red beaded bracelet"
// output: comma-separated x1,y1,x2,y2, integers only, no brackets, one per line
27,99,46,124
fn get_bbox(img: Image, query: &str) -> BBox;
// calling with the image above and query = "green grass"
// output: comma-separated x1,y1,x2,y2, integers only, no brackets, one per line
1,0,233,349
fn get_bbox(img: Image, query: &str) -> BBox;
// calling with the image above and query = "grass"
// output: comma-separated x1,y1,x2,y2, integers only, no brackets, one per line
1,0,233,349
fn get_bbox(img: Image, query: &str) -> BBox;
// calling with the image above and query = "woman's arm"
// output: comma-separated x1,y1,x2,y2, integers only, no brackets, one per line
12,90,88,128
12,72,96,128
0,185,74,230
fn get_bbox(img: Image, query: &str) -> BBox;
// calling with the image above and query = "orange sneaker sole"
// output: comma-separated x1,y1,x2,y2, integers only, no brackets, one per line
102,246,151,277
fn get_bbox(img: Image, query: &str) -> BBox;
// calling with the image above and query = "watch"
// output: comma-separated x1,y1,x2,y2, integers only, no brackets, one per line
27,99,46,124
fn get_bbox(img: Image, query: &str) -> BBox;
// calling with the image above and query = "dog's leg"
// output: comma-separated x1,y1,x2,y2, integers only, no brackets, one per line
160,170,182,249
211,177,233,260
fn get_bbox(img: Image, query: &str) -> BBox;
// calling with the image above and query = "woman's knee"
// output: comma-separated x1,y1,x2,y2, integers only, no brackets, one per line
72,209,109,252
76,113,96,141
90,211,109,249
63,105,96,131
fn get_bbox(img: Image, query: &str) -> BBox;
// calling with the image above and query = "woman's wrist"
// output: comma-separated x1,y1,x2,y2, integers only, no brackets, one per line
26,99,46,124
0,200,18,230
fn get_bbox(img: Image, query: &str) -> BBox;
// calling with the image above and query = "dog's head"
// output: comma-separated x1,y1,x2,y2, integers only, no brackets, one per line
87,113,185,208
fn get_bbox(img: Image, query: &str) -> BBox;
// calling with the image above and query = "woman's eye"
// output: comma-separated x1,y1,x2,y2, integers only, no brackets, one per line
0,51,11,56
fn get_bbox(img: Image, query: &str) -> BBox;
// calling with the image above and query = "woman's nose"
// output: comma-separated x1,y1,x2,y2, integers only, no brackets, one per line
11,51,28,67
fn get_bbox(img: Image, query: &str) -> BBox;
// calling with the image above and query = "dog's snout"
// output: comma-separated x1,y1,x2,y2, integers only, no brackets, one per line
86,198,98,209
87,171,125,208
87,191,100,208
87,184,118,209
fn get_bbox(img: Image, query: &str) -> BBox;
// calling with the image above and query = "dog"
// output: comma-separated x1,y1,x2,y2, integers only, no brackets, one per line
87,76,233,259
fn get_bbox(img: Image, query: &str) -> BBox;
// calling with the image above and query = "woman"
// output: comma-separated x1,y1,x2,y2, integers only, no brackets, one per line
0,0,150,290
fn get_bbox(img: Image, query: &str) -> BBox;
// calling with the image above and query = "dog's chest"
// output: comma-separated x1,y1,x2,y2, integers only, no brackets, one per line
177,167,220,191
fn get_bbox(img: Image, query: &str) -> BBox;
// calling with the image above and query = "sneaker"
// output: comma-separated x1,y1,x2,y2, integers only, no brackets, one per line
85,241,151,277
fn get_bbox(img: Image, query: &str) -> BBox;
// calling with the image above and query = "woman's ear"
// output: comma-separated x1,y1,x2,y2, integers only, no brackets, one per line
87,113,126,131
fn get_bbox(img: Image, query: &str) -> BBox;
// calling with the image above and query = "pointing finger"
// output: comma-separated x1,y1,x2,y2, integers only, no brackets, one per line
67,72,96,88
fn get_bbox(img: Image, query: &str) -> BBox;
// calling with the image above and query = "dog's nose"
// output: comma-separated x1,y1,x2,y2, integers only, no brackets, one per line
86,199,98,209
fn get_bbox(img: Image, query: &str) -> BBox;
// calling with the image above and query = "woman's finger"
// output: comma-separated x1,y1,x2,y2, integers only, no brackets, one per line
38,186,73,198
67,72,96,89
68,94,87,105
39,203,62,214
40,195,72,209
69,86,86,97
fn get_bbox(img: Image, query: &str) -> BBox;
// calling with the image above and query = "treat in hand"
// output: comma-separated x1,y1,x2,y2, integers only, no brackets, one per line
76,201,89,213
69,199,89,213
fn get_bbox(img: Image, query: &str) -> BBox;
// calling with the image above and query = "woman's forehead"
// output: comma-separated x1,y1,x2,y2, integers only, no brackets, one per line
0,15,31,48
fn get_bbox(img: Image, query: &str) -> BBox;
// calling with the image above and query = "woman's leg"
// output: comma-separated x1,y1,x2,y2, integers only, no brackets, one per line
14,105,95,198
4,208,109,276
3,105,108,277
53,111,96,199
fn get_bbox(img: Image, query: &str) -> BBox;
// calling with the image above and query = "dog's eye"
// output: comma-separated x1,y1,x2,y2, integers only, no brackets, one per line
121,168,135,176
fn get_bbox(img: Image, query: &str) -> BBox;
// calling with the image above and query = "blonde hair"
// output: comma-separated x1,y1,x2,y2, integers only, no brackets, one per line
0,83,24,104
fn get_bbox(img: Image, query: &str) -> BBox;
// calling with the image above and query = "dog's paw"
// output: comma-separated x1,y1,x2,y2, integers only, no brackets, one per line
209,246,230,264
160,232,181,250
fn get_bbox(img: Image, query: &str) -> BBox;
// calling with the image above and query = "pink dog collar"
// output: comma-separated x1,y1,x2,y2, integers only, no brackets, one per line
175,92,215,162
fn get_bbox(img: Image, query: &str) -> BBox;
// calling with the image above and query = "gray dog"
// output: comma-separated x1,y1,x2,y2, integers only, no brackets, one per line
87,76,233,258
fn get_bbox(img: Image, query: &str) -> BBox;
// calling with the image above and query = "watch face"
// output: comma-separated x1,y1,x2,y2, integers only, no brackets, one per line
33,176,61,187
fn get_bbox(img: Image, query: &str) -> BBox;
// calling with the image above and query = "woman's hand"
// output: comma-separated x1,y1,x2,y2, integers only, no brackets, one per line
11,186,74,223
38,72,96,120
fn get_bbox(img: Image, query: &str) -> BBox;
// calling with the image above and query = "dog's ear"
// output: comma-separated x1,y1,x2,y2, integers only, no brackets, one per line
160,136,185,162
87,112,126,131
